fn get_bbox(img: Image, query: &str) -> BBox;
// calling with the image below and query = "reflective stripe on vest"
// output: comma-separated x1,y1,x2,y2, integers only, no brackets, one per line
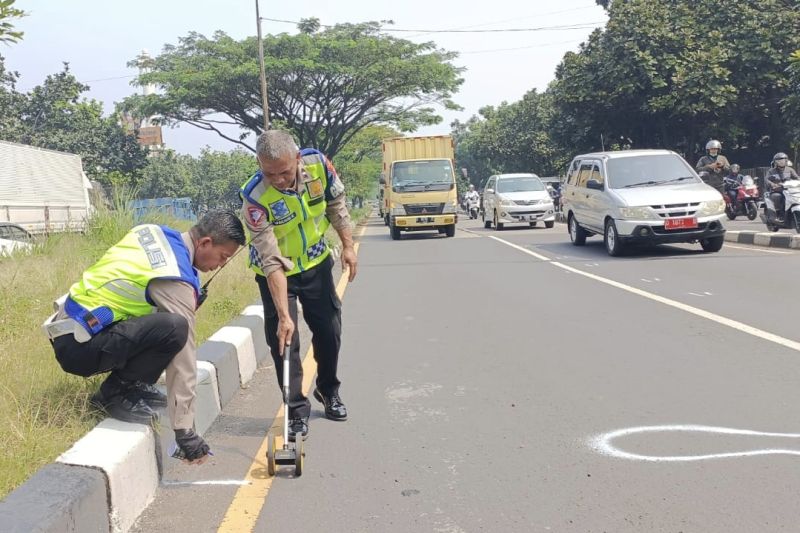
240,149,332,277
66,224,199,336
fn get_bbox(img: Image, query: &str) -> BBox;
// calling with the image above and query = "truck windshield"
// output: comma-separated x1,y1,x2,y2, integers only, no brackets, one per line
496,176,544,193
392,160,454,191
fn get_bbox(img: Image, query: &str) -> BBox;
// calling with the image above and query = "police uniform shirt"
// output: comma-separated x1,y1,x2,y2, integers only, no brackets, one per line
241,154,351,277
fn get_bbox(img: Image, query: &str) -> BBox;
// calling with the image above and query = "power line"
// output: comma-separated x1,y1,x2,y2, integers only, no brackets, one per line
460,39,585,54
261,17,605,34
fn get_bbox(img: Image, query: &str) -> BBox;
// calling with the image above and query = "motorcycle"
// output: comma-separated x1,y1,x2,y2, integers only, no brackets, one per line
467,196,480,219
723,175,759,221
760,179,800,233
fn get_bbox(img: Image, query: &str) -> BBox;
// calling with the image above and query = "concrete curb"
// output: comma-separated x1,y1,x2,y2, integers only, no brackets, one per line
724,230,800,249
0,301,267,532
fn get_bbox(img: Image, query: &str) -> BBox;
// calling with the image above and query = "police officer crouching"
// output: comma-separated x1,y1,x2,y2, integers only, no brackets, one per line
240,130,358,442
44,210,245,463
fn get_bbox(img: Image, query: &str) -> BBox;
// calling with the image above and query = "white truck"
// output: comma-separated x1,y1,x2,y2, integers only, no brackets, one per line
0,141,94,234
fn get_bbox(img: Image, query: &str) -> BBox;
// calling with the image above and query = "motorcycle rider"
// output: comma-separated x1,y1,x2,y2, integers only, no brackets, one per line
767,152,800,219
465,184,480,216
723,164,744,206
696,140,731,190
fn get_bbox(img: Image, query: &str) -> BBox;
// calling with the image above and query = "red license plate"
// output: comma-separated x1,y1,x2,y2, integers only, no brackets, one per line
664,217,698,230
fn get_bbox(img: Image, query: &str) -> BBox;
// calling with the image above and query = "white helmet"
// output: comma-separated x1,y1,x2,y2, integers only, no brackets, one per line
706,140,722,151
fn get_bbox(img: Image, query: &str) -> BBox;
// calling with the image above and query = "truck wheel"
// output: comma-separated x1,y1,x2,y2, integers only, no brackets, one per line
445,224,456,237
391,225,401,240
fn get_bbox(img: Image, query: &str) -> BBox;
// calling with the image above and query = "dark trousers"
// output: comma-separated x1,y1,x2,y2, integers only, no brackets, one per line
771,192,785,216
256,255,342,418
53,313,189,394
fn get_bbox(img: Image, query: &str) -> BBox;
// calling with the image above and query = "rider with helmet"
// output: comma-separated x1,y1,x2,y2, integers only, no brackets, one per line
696,140,731,190
766,152,800,218
722,164,743,206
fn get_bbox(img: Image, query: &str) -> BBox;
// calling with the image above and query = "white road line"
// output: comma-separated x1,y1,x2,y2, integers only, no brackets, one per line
590,425,800,462
725,244,792,255
487,235,551,261
489,235,800,353
162,479,251,486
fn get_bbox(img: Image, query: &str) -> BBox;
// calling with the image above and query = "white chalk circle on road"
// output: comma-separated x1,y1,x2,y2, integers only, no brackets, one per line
590,425,800,462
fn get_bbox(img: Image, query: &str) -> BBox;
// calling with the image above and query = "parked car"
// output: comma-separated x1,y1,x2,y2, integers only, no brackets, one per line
562,150,726,256
0,222,34,256
481,173,556,230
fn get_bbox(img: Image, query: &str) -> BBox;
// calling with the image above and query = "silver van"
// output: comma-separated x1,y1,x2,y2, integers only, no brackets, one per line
562,150,726,256
481,173,555,230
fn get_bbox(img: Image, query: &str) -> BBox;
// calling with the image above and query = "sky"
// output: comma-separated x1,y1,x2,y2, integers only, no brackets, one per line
4,0,607,155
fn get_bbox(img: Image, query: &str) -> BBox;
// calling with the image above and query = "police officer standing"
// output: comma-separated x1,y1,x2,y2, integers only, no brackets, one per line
767,152,800,218
696,140,731,191
240,130,357,442
46,210,245,463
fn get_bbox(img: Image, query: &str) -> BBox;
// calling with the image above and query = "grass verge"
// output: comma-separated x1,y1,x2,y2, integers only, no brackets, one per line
0,204,370,499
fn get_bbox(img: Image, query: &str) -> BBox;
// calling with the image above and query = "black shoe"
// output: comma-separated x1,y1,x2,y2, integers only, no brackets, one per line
128,381,167,408
288,417,309,442
313,389,348,421
90,389,159,425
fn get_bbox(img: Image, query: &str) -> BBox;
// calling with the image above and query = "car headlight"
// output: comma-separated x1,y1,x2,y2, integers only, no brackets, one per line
697,199,725,216
391,206,406,216
619,206,659,220
442,203,457,214
499,195,515,206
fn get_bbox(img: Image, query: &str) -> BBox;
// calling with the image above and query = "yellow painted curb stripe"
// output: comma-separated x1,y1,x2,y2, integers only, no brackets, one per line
218,227,365,532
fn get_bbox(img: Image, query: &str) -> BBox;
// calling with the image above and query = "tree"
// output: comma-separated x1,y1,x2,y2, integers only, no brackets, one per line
549,0,800,167
452,90,567,187
0,0,24,44
0,59,149,183
332,124,398,207
122,22,463,158
138,150,193,199
189,148,258,212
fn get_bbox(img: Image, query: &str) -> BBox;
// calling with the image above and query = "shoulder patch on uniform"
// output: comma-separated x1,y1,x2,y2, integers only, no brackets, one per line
329,177,345,198
247,205,268,228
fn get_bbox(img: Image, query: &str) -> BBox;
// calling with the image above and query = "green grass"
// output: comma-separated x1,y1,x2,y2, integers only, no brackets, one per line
0,203,370,499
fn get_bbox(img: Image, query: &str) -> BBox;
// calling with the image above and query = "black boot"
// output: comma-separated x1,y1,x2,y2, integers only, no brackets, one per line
313,389,348,421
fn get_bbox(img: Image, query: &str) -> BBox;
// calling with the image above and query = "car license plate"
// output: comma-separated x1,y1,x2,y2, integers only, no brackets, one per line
664,217,698,230
416,217,435,223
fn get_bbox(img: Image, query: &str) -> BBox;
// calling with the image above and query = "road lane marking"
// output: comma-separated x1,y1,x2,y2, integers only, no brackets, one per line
489,235,800,353
725,244,792,255
217,227,365,533
591,425,800,462
163,480,251,486
487,235,551,261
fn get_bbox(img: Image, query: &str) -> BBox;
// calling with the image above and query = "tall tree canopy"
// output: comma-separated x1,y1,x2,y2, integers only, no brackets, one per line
122,20,463,158
549,0,800,166
452,90,566,185
0,0,24,44
0,58,149,183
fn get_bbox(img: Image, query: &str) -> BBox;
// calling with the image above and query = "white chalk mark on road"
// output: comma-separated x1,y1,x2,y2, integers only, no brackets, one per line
590,425,800,462
162,479,251,487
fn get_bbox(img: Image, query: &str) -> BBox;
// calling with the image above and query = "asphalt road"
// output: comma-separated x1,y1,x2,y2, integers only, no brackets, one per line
134,214,800,533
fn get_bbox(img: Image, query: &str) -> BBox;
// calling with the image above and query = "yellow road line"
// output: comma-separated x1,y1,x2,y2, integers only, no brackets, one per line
218,228,364,532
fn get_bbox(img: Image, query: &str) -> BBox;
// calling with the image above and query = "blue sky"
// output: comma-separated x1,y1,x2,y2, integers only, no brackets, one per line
5,0,606,155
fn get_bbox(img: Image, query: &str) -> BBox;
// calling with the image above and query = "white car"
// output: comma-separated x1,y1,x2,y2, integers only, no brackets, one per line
562,150,727,256
0,222,34,257
482,173,556,230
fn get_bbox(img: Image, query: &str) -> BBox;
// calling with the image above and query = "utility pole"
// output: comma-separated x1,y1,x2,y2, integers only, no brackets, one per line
255,0,270,131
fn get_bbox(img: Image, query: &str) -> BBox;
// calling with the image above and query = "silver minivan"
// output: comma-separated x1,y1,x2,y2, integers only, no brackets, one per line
562,150,726,256
481,173,555,230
